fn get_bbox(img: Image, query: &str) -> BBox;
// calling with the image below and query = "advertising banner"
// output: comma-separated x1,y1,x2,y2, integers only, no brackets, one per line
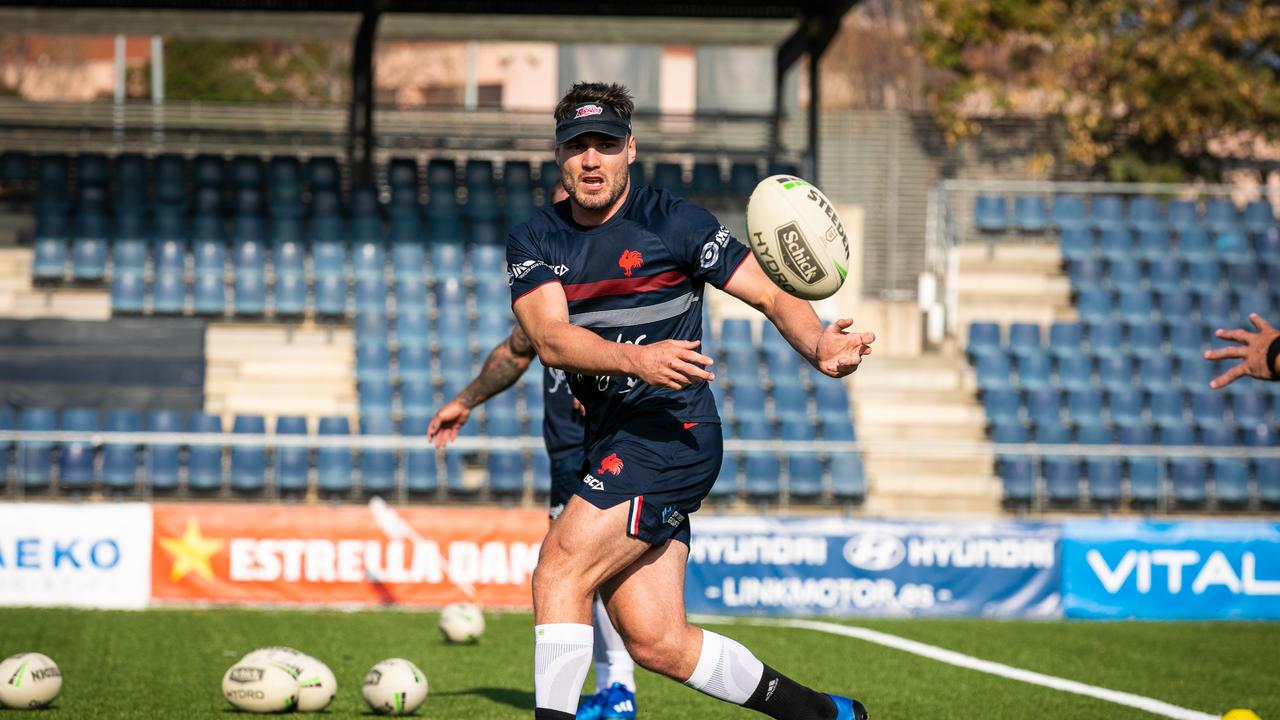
685,516,1061,618
1062,520,1280,620
0,503,152,609
152,504,546,608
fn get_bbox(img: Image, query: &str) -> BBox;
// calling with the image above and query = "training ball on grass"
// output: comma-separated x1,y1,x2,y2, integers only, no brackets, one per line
439,602,486,644
362,658,428,715
241,648,335,712
0,652,62,709
1222,711,1261,720
746,174,851,301
221,661,299,713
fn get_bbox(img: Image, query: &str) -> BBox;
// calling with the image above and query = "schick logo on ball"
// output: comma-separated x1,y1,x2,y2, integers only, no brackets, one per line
229,668,265,684
775,221,826,284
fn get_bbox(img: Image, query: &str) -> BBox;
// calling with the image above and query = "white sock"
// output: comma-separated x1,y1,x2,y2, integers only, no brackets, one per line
684,629,764,705
534,623,594,714
592,594,635,693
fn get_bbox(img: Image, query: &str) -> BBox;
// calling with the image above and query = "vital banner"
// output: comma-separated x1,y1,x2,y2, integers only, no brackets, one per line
152,504,546,608
0,503,152,609
1062,520,1280,620
685,516,1061,618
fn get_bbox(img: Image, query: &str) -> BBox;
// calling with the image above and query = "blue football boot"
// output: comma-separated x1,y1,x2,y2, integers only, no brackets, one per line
602,682,637,719
575,688,607,720
828,694,870,720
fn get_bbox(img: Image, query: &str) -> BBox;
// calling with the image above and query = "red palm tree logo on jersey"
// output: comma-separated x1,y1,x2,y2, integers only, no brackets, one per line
618,250,644,277
598,453,624,476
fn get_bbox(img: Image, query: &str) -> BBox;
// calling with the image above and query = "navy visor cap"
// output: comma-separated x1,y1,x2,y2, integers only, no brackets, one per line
555,102,632,145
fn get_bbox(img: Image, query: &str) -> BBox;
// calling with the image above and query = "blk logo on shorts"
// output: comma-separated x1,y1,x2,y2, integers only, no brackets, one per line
618,249,643,277
598,453,624,476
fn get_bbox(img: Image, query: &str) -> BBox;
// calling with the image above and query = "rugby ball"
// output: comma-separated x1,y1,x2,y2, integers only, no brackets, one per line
746,175,851,300
439,602,486,644
0,652,62,709
242,648,335,712
362,658,428,716
221,661,299,713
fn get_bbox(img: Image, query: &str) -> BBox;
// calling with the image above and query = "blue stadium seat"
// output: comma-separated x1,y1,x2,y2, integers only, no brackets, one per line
488,450,526,497
1099,226,1133,261
317,416,353,495
1066,388,1103,426
1243,199,1274,236
395,309,430,350
1051,195,1087,231
1043,455,1081,503
274,415,309,495
967,322,1002,359
1107,387,1144,427
731,384,768,423
1185,257,1222,292
231,155,263,191
1084,449,1123,506
1177,356,1214,390
1116,288,1154,324
392,239,427,284
439,346,473,386
652,162,685,197
400,378,434,421
357,343,391,384
719,318,754,352
1215,232,1251,263
1167,200,1198,232
71,212,108,281
388,157,418,190
710,451,740,500
1056,355,1093,393
230,415,267,493
112,215,149,276
1157,289,1193,323
1096,354,1134,394
1059,227,1095,263
56,408,97,490
1189,390,1227,429
1076,289,1112,325
359,379,394,418
974,194,1009,233
444,451,467,495
813,381,849,423
1243,425,1279,505
435,313,470,351
691,162,724,198
143,409,182,491
992,419,1029,444
1213,455,1250,506
399,416,438,495
1126,321,1163,360
101,408,141,491
744,451,781,500
273,273,307,318
476,312,512,350
1119,424,1160,504
1035,419,1072,445
1169,457,1208,505
306,157,340,191
1012,195,1049,233
1127,196,1163,232
187,413,223,492
192,273,226,316
999,454,1035,503
1084,321,1123,357
234,271,267,317
1205,198,1240,236
314,274,348,318
77,153,110,187
728,162,759,199
1015,353,1053,391
1136,228,1173,261
192,154,225,189
397,344,431,385
1137,356,1176,393
1225,261,1260,289
1008,322,1042,359
1,150,30,183
355,276,389,316
355,312,388,350
32,214,70,282
1089,195,1124,232
353,239,387,283
430,243,466,284
1197,289,1233,329
982,387,1021,427
1027,388,1062,426
111,271,145,314
1177,226,1213,261
976,353,1012,390
471,244,506,283
1149,389,1186,428
1230,392,1266,427
772,385,808,424
36,156,70,216
0,407,11,488
1047,322,1082,360
359,414,396,496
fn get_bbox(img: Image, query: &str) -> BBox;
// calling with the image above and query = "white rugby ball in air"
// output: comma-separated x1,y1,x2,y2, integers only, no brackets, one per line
241,648,335,712
362,658,428,716
221,661,299,713
439,602,486,644
746,175,851,300
0,652,62,709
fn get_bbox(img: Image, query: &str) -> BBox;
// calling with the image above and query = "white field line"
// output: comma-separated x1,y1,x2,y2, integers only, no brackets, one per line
688,615,1220,720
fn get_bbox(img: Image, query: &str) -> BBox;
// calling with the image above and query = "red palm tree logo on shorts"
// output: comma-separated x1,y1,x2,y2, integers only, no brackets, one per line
598,453,624,476
618,250,644,277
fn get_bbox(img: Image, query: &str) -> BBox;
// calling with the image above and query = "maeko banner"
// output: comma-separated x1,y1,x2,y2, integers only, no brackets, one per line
152,504,546,607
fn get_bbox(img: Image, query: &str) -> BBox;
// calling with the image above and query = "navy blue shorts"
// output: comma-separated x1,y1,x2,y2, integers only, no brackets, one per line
548,450,585,521
574,416,722,546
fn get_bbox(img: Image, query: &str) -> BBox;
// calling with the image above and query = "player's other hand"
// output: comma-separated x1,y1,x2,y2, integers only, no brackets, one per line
815,318,875,377
629,339,715,390
1204,313,1279,389
427,399,472,448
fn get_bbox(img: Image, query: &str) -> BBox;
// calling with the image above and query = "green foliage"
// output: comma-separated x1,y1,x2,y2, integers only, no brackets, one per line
159,39,348,104
918,0,1280,180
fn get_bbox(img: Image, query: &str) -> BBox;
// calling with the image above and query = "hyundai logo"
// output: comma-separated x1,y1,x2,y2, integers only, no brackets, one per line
842,533,906,571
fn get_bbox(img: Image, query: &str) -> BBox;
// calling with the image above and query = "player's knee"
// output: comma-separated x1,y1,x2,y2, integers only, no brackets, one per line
620,623,689,676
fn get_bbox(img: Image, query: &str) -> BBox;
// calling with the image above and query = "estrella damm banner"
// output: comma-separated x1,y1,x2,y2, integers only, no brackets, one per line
151,503,546,607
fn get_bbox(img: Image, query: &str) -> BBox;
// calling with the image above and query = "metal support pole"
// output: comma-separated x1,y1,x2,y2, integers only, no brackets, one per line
348,8,382,187
114,35,126,147
806,49,819,183
150,35,164,146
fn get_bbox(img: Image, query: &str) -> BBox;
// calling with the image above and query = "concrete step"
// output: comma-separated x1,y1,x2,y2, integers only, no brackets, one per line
857,402,988,426
854,422,989,443
957,272,1071,296
957,243,1063,271
862,492,1001,518
866,454,994,477
855,387,978,405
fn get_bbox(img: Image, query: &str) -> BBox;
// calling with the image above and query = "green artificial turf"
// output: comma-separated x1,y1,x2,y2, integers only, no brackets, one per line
0,608,1274,719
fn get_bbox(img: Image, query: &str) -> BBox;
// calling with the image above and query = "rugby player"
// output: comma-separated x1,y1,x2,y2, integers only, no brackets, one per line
508,82,874,720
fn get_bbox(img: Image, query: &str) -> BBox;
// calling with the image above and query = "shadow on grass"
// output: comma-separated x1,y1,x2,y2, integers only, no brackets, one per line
433,686,535,711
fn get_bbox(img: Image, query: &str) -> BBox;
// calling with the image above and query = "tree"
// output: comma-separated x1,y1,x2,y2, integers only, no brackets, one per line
917,0,1280,181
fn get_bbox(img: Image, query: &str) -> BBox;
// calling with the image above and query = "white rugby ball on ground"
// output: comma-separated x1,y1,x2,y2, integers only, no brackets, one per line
0,652,62,709
221,661,299,713
241,648,335,712
362,658,428,716
439,602,486,644
746,174,852,300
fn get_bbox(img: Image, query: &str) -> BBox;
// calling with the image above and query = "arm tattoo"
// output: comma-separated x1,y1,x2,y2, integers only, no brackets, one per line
457,331,534,409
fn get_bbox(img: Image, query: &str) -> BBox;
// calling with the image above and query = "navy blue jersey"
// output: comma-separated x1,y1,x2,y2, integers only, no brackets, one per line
508,185,750,441
542,363,585,458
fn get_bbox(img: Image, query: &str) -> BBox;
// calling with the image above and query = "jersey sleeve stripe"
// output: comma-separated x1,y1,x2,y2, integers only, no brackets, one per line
562,269,687,301
511,278,563,305
720,251,752,289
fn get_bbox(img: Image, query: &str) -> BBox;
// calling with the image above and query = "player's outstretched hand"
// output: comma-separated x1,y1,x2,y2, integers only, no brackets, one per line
427,399,472,448
631,339,715,390
1204,313,1279,389
815,318,875,377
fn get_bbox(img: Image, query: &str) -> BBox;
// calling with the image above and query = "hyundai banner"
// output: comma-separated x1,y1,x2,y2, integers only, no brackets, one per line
685,517,1061,618
1062,520,1280,620
0,503,152,609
